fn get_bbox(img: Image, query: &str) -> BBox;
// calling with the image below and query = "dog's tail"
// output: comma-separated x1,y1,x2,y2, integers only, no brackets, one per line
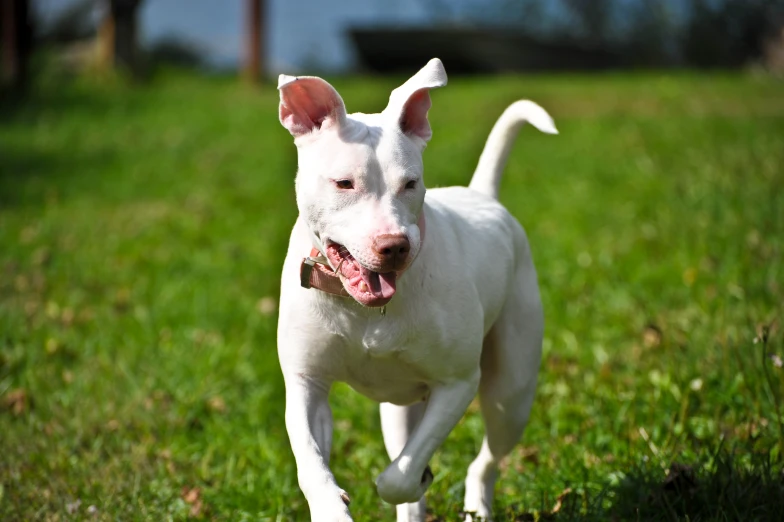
468,100,557,200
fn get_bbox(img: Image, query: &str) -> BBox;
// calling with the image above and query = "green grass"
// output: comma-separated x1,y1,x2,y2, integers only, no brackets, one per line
1,69,783,521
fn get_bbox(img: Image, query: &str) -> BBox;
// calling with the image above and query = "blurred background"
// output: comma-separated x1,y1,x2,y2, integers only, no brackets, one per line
2,1,784,521
2,0,784,86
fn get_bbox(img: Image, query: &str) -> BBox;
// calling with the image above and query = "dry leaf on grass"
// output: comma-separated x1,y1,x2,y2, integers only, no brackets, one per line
181,486,204,518
2,388,31,415
207,396,227,414
257,296,278,315
642,324,663,348
551,487,574,514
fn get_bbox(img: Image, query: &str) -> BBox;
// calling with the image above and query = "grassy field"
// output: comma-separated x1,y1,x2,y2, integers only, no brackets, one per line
1,69,783,521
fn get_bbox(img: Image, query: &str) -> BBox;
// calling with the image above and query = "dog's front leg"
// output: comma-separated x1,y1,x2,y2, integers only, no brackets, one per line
284,374,353,522
376,374,480,505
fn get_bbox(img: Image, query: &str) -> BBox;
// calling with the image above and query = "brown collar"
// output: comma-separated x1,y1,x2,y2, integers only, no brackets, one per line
299,248,350,296
300,213,426,296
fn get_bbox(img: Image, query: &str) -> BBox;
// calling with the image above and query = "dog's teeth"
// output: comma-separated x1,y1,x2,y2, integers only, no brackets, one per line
359,281,368,293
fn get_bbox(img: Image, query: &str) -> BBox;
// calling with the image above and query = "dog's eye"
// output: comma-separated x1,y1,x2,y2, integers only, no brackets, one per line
405,180,416,190
335,179,354,190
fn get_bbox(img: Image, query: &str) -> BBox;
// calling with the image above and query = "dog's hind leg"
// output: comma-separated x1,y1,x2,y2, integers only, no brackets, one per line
463,263,543,521
380,401,428,522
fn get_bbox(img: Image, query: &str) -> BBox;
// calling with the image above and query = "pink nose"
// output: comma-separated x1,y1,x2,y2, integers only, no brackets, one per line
373,234,410,267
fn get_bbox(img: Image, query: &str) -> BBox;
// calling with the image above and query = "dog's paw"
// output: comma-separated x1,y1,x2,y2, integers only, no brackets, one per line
461,511,492,522
308,489,354,522
310,505,353,522
463,466,494,521
311,514,353,522
376,464,432,505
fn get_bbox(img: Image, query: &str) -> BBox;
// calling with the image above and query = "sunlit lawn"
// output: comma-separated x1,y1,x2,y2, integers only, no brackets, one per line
1,68,783,521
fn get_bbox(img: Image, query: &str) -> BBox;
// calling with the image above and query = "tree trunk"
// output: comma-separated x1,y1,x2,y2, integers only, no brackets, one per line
244,0,265,83
107,0,142,77
1,0,32,90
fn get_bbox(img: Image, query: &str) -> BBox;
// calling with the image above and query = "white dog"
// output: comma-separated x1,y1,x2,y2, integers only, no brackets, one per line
276,58,556,522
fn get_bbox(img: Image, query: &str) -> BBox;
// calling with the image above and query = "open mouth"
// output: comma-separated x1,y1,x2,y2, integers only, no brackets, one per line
325,243,397,307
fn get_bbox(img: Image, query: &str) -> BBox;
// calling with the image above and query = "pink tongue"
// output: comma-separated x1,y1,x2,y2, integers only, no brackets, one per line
359,266,397,299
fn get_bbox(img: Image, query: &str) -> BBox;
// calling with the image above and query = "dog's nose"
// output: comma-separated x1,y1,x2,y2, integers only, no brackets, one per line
373,234,410,266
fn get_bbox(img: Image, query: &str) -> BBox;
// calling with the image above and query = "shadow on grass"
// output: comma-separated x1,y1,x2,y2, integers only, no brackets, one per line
0,141,120,207
0,77,141,208
491,449,784,522
0,75,119,124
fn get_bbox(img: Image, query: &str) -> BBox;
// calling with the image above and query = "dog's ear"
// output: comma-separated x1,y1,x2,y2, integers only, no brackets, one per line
278,75,347,138
383,58,447,142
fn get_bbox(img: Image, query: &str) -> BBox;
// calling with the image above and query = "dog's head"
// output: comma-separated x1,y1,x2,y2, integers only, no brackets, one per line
278,58,447,308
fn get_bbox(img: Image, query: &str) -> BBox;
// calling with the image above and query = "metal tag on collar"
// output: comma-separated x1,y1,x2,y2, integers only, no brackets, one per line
300,255,329,289
300,257,315,289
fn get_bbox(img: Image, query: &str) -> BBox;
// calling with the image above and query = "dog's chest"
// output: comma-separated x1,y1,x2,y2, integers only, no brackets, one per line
343,356,431,405
360,316,409,356
326,307,441,358
331,316,441,404
311,298,479,404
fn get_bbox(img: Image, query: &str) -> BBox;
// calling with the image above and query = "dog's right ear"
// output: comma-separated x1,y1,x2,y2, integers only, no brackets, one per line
278,75,347,138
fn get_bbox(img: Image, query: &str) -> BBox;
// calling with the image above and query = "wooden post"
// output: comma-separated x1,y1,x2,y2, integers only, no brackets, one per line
2,0,29,88
98,3,116,70
0,0,26,87
96,0,141,78
110,0,141,77
1,0,18,84
244,0,264,83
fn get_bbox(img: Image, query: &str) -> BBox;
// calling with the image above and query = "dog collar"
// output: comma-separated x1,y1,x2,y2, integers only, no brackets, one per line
300,213,426,297
299,249,351,297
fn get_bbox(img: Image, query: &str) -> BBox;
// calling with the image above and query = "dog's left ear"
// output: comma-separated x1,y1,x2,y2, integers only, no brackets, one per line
383,58,447,142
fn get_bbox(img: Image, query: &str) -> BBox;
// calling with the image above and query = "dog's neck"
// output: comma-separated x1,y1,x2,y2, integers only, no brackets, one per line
300,213,427,299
